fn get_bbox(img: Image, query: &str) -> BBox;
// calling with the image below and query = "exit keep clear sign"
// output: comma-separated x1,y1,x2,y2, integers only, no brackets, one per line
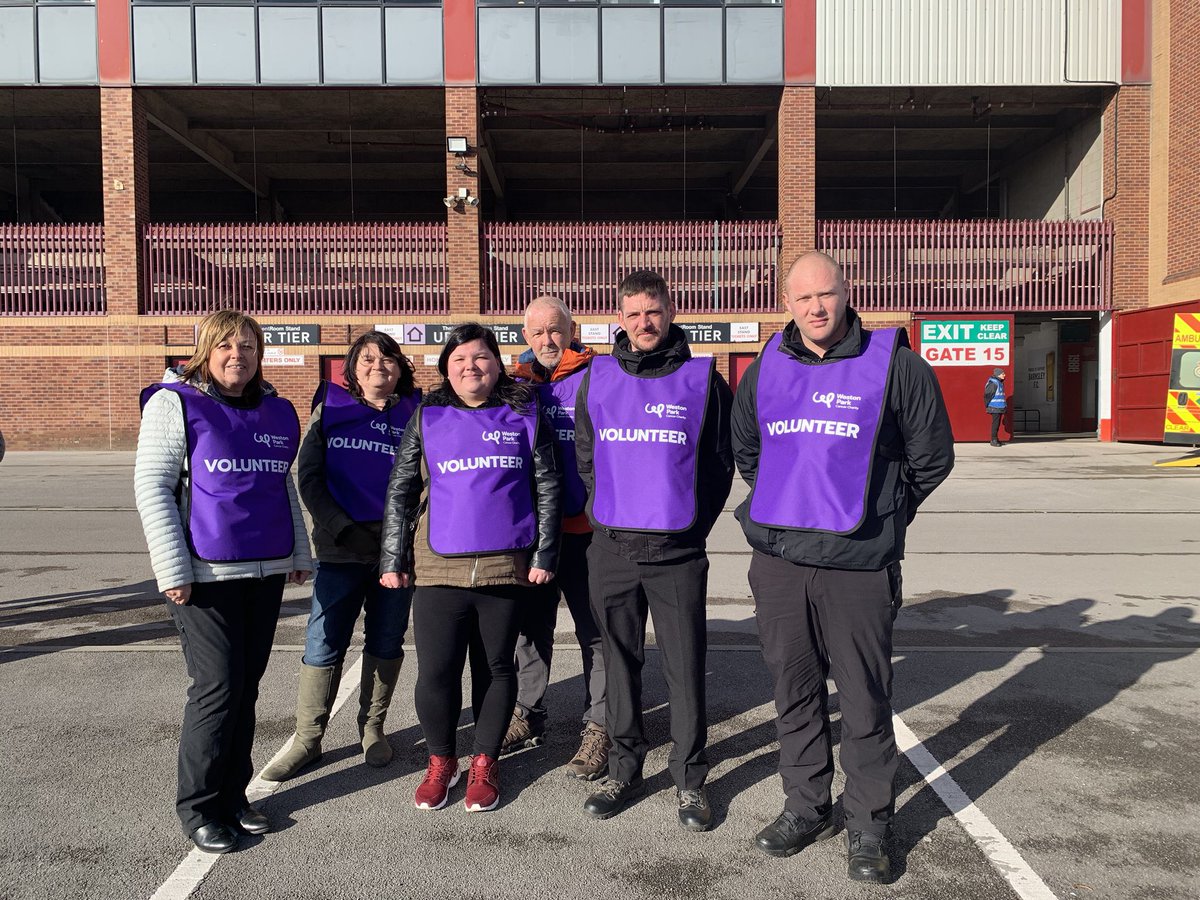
919,319,1010,367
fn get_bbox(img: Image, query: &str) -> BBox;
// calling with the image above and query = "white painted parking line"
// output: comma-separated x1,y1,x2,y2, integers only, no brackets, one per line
148,654,365,900
894,714,1058,900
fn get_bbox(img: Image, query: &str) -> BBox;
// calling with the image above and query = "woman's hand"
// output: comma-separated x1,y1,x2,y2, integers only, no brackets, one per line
527,567,554,585
288,570,311,586
164,584,192,606
380,572,410,589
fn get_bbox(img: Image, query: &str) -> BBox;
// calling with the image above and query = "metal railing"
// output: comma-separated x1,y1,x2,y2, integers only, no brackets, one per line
0,224,105,316
143,223,449,316
818,219,1113,313
484,221,781,314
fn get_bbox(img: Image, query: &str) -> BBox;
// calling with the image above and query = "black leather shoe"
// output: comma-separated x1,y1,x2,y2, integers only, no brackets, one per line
233,806,271,835
677,788,713,832
190,822,238,854
755,810,836,858
582,777,647,820
846,829,890,883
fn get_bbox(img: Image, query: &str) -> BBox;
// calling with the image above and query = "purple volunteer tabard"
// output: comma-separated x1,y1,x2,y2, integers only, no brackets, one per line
748,329,899,534
586,355,711,533
421,403,538,556
319,381,420,522
145,382,300,561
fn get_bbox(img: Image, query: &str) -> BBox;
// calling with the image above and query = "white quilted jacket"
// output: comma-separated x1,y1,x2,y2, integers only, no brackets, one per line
134,375,313,592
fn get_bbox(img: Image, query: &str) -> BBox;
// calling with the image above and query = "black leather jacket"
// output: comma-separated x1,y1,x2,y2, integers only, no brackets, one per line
379,386,563,579
575,324,735,563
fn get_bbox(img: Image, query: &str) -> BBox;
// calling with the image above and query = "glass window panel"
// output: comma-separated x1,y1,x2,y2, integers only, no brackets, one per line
478,7,536,84
0,6,35,83
322,6,382,83
385,6,443,83
726,6,781,83
539,7,598,84
37,5,97,83
133,5,193,83
259,6,320,83
601,7,659,84
195,5,256,83
664,7,721,83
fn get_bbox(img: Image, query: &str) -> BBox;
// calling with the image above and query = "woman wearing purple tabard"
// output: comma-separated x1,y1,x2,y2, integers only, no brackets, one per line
379,323,562,813
135,309,312,855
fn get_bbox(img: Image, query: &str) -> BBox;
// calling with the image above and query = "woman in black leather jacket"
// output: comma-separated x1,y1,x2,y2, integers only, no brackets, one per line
379,323,562,814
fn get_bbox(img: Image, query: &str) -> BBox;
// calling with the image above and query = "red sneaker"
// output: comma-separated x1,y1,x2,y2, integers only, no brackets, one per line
464,754,500,812
413,755,460,810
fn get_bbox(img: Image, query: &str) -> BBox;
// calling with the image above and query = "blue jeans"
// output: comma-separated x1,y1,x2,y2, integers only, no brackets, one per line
303,561,413,667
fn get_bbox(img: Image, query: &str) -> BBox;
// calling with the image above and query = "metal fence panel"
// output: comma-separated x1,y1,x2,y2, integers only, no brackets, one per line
143,223,449,316
817,218,1113,313
483,221,782,315
0,224,106,316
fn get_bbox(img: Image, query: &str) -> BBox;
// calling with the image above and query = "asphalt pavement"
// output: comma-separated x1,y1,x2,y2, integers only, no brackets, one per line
0,439,1196,900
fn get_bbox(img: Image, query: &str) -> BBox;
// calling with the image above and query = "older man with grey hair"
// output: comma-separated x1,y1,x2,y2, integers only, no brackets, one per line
499,294,611,781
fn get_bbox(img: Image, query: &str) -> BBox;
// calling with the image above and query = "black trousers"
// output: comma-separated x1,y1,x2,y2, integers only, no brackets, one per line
513,532,607,725
990,411,1004,442
588,540,709,790
749,550,901,837
413,584,524,759
168,575,284,835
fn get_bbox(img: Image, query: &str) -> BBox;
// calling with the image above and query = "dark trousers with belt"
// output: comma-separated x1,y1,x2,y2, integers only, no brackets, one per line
748,550,901,838
588,539,709,790
513,531,606,725
168,575,285,835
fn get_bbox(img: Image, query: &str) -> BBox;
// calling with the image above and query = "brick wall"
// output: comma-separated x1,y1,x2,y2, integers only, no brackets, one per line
1166,0,1200,283
446,87,482,315
777,87,816,283
1104,86,1151,311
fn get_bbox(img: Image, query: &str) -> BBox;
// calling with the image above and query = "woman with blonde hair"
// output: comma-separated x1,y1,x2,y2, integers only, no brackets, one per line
135,308,312,854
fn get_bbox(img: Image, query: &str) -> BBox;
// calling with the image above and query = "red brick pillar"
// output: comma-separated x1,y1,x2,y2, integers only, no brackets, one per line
100,87,152,448
446,86,483,315
100,87,149,316
777,86,817,282
1104,85,1150,312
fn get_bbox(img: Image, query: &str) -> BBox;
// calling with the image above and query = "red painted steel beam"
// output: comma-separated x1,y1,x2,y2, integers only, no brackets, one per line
784,0,817,86
1121,0,1151,84
96,0,132,86
444,0,477,86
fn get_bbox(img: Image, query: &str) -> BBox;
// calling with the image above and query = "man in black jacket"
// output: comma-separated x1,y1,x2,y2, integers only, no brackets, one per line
574,270,734,831
731,252,953,883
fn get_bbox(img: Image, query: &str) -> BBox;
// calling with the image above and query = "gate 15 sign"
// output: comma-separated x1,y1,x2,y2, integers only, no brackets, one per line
918,319,1010,367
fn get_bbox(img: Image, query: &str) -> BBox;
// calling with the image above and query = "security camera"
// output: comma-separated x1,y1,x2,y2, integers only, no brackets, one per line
442,195,458,208
465,196,480,208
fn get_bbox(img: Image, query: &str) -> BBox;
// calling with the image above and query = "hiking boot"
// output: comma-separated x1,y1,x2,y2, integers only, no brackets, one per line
464,754,500,812
755,810,836,857
500,707,545,754
564,722,611,781
582,777,647,820
413,755,460,810
677,787,713,832
846,829,890,883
